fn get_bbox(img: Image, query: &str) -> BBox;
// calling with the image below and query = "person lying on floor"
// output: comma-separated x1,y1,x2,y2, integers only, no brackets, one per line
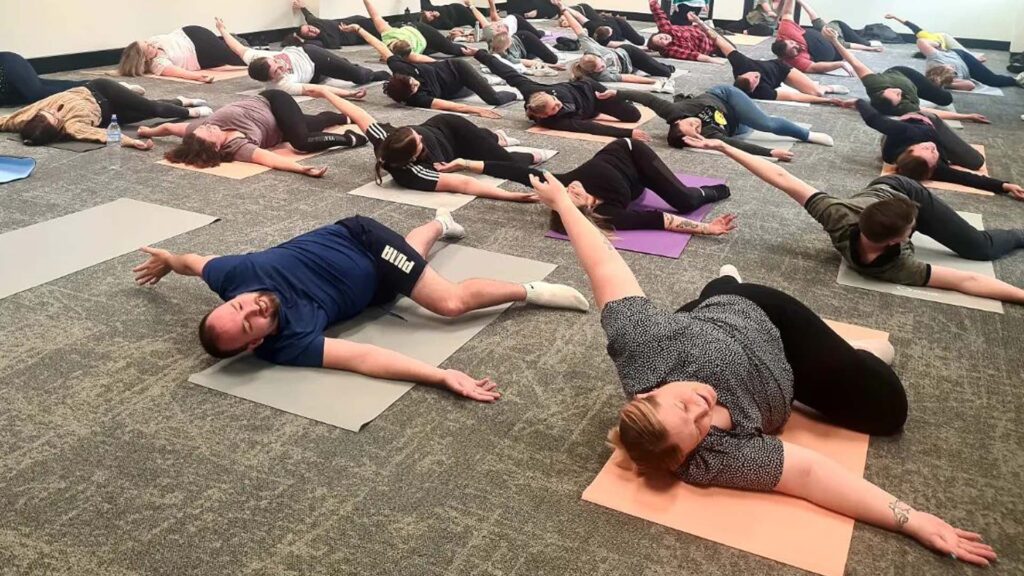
770,0,867,76
347,22,514,118
420,0,484,30
694,15,851,105
558,4,645,47
528,170,997,567
883,14,982,60
560,3,675,92
917,39,1024,91
141,88,365,177
474,50,651,139
611,86,833,159
823,27,988,123
284,0,381,48
132,210,588,401
466,0,561,72
0,52,90,107
719,0,782,36
855,100,1024,200
0,78,209,149
685,137,1024,304
646,0,723,63
216,18,385,97
362,0,470,59
311,86,551,200
118,25,246,82
505,0,559,20
432,138,735,234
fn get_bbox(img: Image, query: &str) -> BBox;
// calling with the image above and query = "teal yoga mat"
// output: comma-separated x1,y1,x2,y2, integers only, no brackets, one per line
0,156,36,184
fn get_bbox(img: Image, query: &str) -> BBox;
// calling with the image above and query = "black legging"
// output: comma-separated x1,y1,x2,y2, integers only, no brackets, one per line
576,4,645,45
87,78,190,125
0,52,87,107
831,20,870,46
423,114,534,165
517,32,558,64
513,15,545,39
873,175,1024,261
302,45,387,85
507,0,559,19
181,26,245,69
678,276,908,436
621,44,675,77
888,65,953,107
260,89,355,152
448,59,518,106
922,112,984,170
414,22,466,57
420,0,478,29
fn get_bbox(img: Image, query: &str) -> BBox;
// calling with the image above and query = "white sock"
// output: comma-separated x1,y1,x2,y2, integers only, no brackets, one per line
851,339,895,365
188,106,214,118
515,147,556,164
826,84,849,95
718,264,742,283
176,96,208,107
434,208,465,240
494,129,521,147
522,282,589,311
806,132,834,147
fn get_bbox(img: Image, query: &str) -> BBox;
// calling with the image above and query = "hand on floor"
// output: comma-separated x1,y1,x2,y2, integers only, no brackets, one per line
440,370,501,402
906,512,997,567
704,214,738,235
303,166,328,178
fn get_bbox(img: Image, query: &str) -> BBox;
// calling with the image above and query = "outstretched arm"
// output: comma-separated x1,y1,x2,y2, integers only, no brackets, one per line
778,0,796,22
430,99,502,118
530,172,644,309
361,0,393,33
648,0,673,34
822,27,872,78
919,107,989,124
137,122,190,138
689,137,817,204
689,12,735,56
485,0,501,23
436,173,538,201
777,442,997,566
214,18,250,61
558,0,587,36
928,266,1024,303
463,0,492,27
249,148,328,177
344,23,393,58
308,85,376,132
132,247,215,285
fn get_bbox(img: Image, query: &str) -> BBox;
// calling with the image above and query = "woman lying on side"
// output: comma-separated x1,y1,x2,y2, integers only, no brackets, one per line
527,169,998,568
118,25,245,82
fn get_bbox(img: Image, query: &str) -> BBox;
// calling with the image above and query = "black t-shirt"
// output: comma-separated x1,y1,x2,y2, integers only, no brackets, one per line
386,55,463,108
555,140,662,229
534,78,632,138
804,28,840,62
727,52,792,100
365,120,455,190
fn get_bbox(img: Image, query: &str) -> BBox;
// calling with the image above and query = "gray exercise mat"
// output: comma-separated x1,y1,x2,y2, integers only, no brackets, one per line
6,135,105,152
837,211,1003,313
0,198,219,299
918,100,963,129
189,244,559,431
348,172,502,210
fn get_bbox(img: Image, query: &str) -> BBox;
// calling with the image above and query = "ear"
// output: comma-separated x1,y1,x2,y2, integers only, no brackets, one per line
246,337,265,351
636,390,654,399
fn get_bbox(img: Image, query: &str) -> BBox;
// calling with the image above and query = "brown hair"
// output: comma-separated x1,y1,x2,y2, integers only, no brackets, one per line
118,41,149,76
647,34,664,53
571,55,601,80
198,310,247,359
248,57,273,81
382,74,416,103
859,195,919,243
548,205,611,235
374,127,419,184
164,133,230,168
770,39,788,58
925,66,955,88
20,113,64,145
894,148,935,181
733,75,754,93
607,397,685,475
389,40,412,58
594,26,613,45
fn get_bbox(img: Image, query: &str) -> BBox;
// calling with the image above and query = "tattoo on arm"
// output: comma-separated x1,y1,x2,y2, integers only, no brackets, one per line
664,213,708,234
889,499,912,529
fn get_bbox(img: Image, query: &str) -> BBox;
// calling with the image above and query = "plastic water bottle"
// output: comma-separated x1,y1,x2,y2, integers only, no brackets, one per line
473,22,481,42
107,114,122,170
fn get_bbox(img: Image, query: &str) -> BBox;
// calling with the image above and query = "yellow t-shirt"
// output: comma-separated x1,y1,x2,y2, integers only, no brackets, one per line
916,30,947,50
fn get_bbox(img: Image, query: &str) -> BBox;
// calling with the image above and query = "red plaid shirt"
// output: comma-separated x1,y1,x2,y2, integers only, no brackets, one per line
649,0,715,60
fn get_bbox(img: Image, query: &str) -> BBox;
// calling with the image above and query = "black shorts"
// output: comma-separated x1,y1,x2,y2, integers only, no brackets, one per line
337,215,427,305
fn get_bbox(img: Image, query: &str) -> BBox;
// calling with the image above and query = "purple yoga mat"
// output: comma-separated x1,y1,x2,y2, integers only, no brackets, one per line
545,173,726,259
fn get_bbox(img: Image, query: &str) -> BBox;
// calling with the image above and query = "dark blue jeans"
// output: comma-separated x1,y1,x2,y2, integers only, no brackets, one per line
952,49,1018,88
0,52,87,107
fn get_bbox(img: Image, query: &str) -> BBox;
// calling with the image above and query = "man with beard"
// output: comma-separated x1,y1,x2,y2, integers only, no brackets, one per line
131,212,589,402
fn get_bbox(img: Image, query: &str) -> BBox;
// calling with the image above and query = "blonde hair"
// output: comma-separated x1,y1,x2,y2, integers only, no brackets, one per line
571,55,601,80
490,31,512,55
607,397,685,475
525,92,553,120
925,66,955,88
118,41,150,76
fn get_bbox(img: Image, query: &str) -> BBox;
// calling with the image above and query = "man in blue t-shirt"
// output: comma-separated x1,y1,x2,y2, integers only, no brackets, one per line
133,211,590,402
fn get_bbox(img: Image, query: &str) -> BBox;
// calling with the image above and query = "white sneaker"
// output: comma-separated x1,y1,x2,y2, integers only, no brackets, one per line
118,82,145,95
523,282,589,311
718,264,742,283
176,96,208,107
434,208,465,240
494,129,521,147
526,66,558,77
653,78,675,94
483,74,506,86
806,131,834,147
1015,71,1024,88
189,106,214,118
826,84,849,95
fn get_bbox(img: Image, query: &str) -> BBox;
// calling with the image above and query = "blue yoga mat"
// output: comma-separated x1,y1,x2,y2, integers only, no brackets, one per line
0,156,36,184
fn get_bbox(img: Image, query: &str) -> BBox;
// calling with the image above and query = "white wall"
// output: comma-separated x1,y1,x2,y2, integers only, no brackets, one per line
2,0,415,59
1014,0,1024,51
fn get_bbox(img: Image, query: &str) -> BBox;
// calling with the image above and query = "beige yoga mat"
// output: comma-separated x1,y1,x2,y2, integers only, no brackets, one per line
157,124,362,179
837,211,1003,314
726,33,770,46
189,244,558,431
881,145,992,196
582,319,879,576
526,105,656,143
84,65,249,84
0,198,218,300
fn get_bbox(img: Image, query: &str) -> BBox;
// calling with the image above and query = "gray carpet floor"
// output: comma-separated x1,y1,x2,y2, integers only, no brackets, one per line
1,22,1022,576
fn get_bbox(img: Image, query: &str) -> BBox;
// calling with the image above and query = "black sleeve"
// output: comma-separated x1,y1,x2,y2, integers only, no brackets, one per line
301,7,331,31
902,20,924,35
856,99,908,137
386,55,417,76
390,162,442,191
726,50,751,75
405,91,434,108
365,122,395,148
540,117,633,137
931,163,1007,194
718,135,774,157
580,76,609,93
597,206,665,230
751,84,778,100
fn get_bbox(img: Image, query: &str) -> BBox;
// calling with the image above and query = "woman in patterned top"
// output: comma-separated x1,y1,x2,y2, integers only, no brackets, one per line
526,171,998,567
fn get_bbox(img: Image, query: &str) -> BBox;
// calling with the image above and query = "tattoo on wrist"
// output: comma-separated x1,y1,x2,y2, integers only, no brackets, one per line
889,499,912,529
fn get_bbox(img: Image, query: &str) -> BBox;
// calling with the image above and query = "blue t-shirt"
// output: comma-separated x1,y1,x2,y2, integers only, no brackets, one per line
202,224,378,367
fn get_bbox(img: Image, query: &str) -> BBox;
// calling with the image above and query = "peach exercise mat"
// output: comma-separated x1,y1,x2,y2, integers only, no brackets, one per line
157,125,363,180
84,65,249,84
581,319,886,576
526,105,656,143
881,144,993,196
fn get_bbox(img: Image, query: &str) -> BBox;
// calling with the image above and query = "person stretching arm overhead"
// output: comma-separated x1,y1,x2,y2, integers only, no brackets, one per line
770,0,851,75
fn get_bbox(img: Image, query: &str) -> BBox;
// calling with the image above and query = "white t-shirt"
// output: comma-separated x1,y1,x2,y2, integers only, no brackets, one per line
242,46,316,95
149,29,200,74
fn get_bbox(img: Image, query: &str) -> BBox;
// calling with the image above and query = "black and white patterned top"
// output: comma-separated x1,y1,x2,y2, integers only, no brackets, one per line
601,295,795,491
